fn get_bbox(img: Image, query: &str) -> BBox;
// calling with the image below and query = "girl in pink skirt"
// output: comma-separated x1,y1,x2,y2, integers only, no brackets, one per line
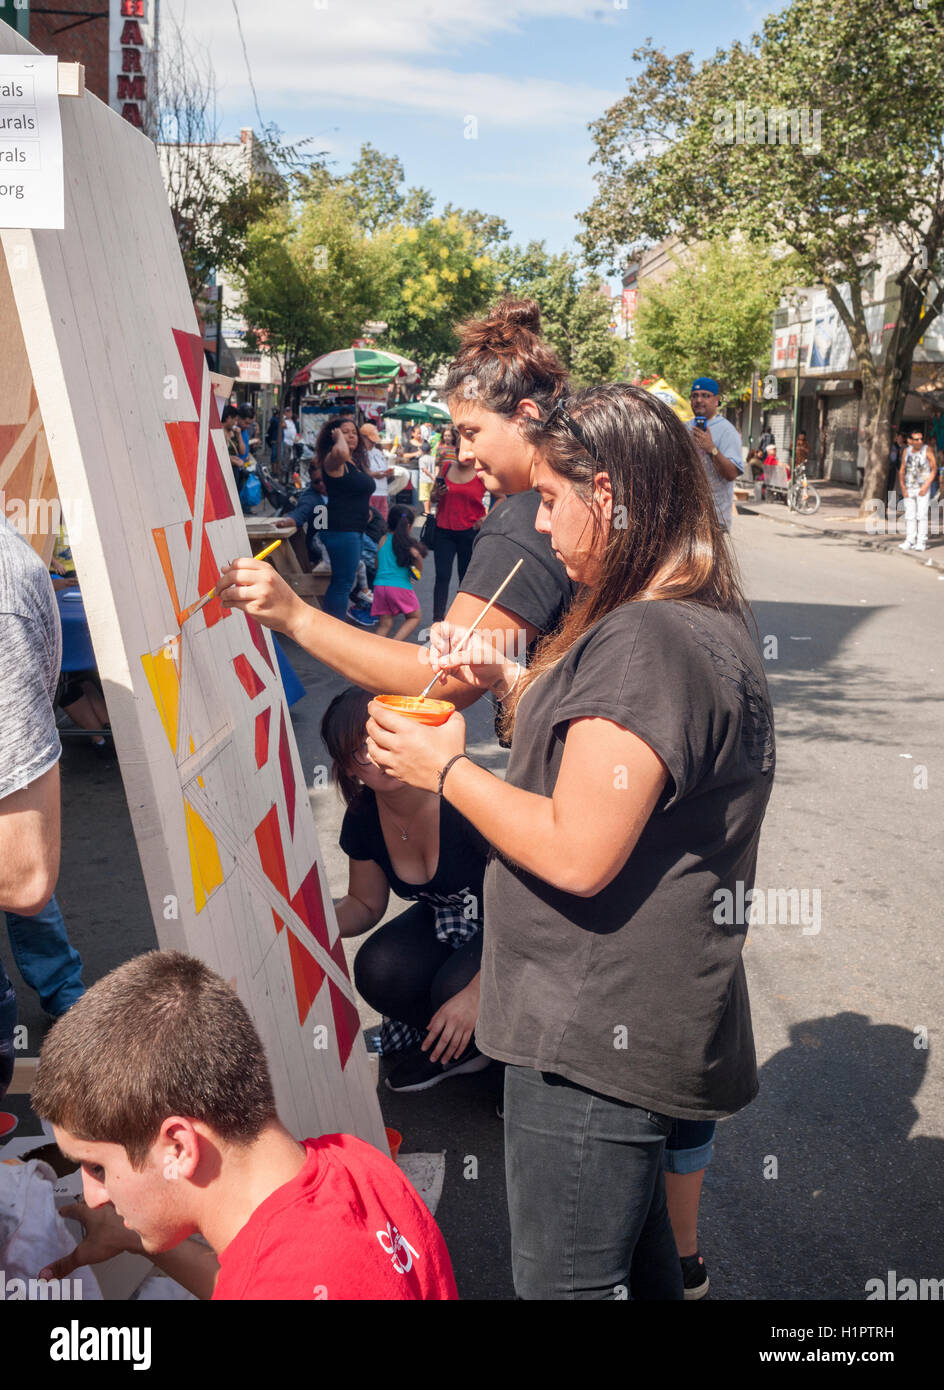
371,505,428,640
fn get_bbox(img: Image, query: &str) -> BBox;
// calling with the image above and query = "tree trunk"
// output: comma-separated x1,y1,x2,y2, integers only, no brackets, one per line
858,372,903,513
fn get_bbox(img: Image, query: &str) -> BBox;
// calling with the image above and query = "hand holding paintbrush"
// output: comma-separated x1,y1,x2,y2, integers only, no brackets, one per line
420,559,524,700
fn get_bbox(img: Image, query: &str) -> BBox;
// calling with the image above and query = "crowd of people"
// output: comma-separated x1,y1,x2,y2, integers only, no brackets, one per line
4,296,782,1301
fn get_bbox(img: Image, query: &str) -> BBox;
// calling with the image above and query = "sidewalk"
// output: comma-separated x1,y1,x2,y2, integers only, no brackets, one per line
736,480,944,572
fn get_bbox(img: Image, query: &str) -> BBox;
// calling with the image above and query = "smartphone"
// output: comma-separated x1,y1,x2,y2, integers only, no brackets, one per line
694,416,708,431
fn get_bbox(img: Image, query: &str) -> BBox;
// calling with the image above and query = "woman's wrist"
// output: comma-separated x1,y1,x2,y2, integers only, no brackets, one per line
491,661,522,701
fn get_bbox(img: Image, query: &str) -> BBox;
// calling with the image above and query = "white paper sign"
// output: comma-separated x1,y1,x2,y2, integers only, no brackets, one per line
0,54,63,229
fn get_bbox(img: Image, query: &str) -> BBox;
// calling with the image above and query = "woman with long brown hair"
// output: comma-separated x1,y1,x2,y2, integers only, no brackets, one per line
364,383,776,1299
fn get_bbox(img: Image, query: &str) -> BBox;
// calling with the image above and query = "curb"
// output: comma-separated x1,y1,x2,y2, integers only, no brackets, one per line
735,504,944,574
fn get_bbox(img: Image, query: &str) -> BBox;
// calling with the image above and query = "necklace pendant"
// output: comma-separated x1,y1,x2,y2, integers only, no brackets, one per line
401,831,408,841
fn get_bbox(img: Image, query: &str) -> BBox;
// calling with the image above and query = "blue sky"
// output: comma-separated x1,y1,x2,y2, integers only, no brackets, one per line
164,0,778,272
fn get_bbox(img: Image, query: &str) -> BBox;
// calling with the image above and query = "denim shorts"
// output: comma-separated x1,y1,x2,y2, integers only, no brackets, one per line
663,1118,716,1174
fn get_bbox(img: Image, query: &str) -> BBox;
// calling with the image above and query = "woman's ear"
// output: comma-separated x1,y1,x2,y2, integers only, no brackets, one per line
515,398,543,423
593,470,613,525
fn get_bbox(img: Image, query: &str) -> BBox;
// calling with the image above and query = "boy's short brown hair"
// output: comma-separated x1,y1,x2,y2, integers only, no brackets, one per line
32,951,277,1167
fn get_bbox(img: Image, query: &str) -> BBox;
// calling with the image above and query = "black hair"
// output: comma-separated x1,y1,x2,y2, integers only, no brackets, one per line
387,503,426,569
320,687,372,809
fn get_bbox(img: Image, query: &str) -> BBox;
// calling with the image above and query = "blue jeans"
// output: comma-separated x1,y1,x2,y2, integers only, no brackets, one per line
503,1066,683,1300
2,895,85,1018
664,1118,716,1175
321,531,363,620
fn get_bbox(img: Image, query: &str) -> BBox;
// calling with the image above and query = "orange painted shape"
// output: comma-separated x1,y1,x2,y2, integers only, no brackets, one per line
271,910,284,936
253,804,290,900
287,930,325,1026
290,861,330,953
197,527,228,628
151,527,182,621
164,421,198,515
254,706,272,769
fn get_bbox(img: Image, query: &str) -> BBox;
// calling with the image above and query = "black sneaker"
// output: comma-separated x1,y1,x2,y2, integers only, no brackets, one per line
385,1048,491,1093
680,1251,709,1300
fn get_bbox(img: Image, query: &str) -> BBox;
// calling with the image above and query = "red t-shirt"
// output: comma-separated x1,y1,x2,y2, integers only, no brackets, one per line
436,473,486,532
212,1135,457,1301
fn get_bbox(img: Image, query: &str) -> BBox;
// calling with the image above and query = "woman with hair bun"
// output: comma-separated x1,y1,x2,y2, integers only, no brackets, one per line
217,298,575,707
364,383,775,1300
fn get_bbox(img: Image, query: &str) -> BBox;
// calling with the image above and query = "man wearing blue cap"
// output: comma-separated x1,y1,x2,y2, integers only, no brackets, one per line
686,378,744,530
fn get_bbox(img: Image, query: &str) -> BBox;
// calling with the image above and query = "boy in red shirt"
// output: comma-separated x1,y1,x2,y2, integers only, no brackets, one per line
32,951,457,1300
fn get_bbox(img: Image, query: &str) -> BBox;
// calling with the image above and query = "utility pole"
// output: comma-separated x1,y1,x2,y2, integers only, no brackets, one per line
749,369,758,449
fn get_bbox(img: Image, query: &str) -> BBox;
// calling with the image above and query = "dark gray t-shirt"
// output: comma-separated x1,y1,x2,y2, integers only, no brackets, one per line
478,598,775,1119
460,491,576,634
0,518,62,798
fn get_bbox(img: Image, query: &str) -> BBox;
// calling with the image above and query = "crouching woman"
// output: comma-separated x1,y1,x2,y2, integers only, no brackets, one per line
322,687,491,1094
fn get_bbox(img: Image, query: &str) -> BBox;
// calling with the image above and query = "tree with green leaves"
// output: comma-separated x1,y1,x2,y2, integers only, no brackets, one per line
375,213,502,376
495,241,625,386
630,238,796,401
579,0,944,505
235,185,387,428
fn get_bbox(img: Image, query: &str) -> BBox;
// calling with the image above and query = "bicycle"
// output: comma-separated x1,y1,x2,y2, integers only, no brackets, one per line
786,461,821,515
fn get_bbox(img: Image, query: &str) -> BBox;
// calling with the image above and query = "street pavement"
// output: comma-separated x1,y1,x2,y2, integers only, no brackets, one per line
3,506,941,1300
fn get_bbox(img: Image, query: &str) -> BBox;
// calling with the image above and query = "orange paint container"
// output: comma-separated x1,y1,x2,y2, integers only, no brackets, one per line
386,1127,403,1162
375,695,455,726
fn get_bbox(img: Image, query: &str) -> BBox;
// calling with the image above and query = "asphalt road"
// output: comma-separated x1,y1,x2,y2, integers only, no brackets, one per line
3,508,941,1300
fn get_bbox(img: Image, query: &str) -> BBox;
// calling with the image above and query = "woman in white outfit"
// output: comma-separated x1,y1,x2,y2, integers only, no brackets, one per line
898,430,938,553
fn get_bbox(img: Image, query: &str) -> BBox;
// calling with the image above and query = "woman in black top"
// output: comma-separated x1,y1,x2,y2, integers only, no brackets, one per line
217,299,575,706
322,686,490,1094
365,384,775,1299
219,300,713,1278
315,415,375,621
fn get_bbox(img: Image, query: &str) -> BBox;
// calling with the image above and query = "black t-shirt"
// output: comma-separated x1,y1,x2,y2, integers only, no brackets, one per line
460,491,576,634
324,464,375,532
340,789,489,908
478,598,775,1120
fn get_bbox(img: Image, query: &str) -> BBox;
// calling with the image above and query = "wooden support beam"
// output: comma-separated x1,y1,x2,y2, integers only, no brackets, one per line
57,62,84,98
7,1056,39,1095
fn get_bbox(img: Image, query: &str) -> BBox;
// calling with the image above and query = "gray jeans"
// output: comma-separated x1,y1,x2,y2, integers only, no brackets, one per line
504,1065,683,1300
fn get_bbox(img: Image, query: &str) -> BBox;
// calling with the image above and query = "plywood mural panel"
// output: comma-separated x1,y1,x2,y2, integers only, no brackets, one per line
0,29,385,1150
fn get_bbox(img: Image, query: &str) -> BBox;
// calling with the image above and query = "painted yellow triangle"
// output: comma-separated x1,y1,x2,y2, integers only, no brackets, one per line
140,648,181,754
183,799,224,912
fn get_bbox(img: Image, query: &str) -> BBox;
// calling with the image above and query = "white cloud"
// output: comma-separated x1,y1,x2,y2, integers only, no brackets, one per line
164,0,619,130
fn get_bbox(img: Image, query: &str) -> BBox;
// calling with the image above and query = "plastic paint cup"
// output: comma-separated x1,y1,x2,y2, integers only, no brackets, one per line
374,695,455,726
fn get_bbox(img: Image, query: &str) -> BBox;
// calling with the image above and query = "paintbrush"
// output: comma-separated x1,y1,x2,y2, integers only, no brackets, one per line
418,558,523,699
179,537,282,625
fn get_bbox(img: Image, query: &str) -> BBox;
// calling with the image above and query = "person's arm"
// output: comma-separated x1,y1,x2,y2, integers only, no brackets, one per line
423,971,480,1064
711,424,742,482
0,764,61,915
920,447,937,495
334,856,390,938
365,704,668,898
40,1200,219,1300
216,561,541,710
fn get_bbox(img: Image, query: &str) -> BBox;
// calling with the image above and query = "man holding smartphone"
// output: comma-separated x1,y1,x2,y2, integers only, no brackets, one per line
686,377,744,531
